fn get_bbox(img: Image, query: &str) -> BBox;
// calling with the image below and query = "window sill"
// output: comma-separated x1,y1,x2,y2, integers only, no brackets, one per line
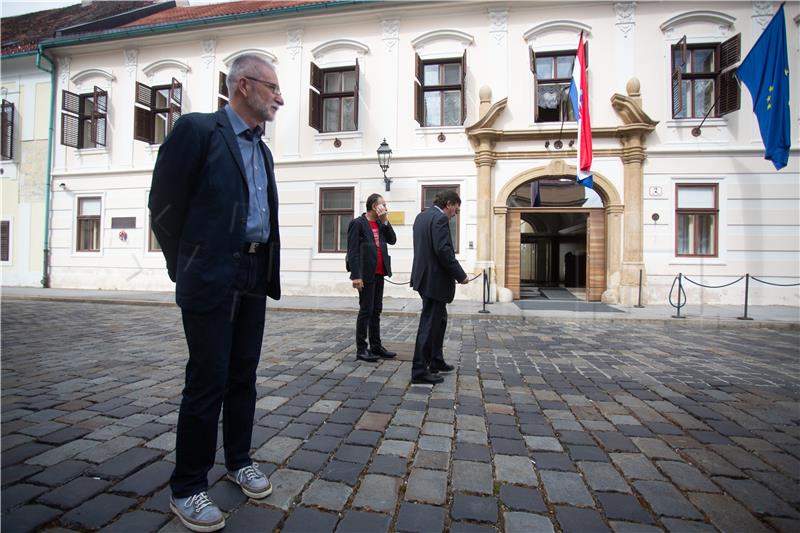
74,147,109,156
144,143,162,155
415,125,465,135
314,131,362,141
669,257,726,266
665,118,727,129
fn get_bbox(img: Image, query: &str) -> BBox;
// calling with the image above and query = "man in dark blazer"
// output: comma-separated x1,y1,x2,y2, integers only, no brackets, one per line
410,190,468,385
347,193,397,362
149,54,282,533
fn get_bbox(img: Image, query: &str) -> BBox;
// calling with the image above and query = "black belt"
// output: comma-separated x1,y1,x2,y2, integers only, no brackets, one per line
242,242,267,254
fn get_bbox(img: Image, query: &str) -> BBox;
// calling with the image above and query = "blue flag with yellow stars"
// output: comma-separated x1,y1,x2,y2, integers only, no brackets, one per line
736,4,791,170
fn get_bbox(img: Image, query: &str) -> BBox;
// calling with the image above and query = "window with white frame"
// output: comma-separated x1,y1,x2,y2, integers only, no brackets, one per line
319,188,353,253
309,61,359,132
414,53,466,127
675,184,718,257
134,78,182,144
76,197,102,252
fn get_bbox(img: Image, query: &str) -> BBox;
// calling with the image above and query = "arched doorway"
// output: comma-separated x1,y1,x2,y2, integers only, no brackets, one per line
508,177,605,301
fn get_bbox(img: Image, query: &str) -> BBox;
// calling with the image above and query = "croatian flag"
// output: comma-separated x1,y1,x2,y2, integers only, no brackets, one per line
569,32,593,188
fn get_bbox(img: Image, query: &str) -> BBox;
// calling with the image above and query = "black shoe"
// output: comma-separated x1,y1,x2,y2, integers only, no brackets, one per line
430,362,455,373
371,346,397,359
411,372,444,385
356,349,379,362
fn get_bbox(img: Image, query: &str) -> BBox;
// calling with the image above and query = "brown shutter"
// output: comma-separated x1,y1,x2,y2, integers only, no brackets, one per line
353,58,360,129
414,79,423,126
1,100,13,160
62,90,81,115
461,49,467,125
671,68,683,118
0,220,9,261
718,69,740,116
530,48,540,121
719,33,741,71
219,71,229,98
415,53,423,83
583,41,589,67
168,78,182,133
135,82,152,107
61,113,80,148
133,106,153,143
586,209,606,301
91,86,107,146
309,62,322,131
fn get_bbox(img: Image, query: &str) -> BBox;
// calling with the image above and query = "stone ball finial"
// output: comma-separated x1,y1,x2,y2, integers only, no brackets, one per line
626,77,641,97
479,85,492,103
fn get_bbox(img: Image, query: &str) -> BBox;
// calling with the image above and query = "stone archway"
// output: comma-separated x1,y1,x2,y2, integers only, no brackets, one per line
493,159,623,303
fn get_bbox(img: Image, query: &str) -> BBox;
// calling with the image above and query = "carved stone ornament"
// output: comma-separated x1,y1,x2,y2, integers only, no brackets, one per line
753,1,774,31
124,49,138,77
58,57,71,86
201,39,216,69
382,19,400,52
287,29,304,60
615,2,636,37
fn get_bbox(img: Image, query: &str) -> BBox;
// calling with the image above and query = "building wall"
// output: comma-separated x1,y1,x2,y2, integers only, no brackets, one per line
0,59,50,287
42,1,799,305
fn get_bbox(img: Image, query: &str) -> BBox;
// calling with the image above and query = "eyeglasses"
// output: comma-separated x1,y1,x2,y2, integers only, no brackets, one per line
244,76,282,96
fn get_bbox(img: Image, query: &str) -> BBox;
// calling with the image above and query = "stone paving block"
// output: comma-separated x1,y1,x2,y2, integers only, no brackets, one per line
281,422,316,440
531,452,577,472
524,436,563,452
321,460,364,486
355,412,391,432
451,493,498,523
88,447,161,479
346,429,381,447
352,474,401,513
335,444,373,464
494,454,537,486
631,437,680,460
687,492,772,533
109,460,172,496
540,470,594,506
255,395,288,411
452,460,493,494
412,450,449,470
567,444,609,462
713,477,798,517
99,510,169,533
393,410,425,427
262,468,313,510
335,510,392,533
303,435,342,453
1,504,62,533
504,511,555,533
457,414,487,432
254,436,303,464
369,455,408,477
682,448,743,477
25,440,94,467
596,492,655,524
758,451,800,478
395,502,446,532
554,506,611,533
301,479,353,511
309,400,341,414
457,430,489,445
609,521,663,533
454,442,491,462
577,461,631,493
418,435,451,452
660,518,720,532
405,468,447,504
286,449,330,473
74,436,143,464
384,425,420,441
656,460,719,492
282,506,338,533
749,470,800,504
633,480,702,519
2,483,48,513
37,476,110,510
610,453,664,480
377,439,414,458
207,479,248,511
1,463,42,486
422,421,454,438
450,521,497,533
595,432,638,452
766,516,800,533
60,493,136,530
498,484,547,513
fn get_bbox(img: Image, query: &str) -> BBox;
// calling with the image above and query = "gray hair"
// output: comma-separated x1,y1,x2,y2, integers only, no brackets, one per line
226,54,275,96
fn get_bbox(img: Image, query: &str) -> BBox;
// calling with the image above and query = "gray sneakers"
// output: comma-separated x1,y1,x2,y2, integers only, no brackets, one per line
169,491,225,532
227,463,273,499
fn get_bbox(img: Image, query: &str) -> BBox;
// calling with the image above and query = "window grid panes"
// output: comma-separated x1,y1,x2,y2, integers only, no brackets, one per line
422,185,460,253
535,50,576,123
423,61,463,127
322,68,357,133
319,188,353,253
672,46,717,119
76,197,101,252
675,184,718,257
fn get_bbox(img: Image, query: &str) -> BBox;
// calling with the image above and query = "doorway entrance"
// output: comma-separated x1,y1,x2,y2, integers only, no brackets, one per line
505,177,607,301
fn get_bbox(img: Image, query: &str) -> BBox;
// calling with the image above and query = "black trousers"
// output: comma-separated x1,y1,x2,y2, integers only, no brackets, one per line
411,295,448,379
170,252,268,498
356,275,384,352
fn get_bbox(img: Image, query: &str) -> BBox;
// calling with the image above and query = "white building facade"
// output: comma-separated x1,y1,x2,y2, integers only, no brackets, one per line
38,1,799,306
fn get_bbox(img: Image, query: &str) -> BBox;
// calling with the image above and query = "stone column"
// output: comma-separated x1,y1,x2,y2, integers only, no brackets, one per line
620,138,647,305
602,204,624,304
493,206,508,301
474,86,495,282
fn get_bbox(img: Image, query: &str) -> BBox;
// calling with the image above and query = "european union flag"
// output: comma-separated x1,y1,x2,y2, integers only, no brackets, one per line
736,4,791,170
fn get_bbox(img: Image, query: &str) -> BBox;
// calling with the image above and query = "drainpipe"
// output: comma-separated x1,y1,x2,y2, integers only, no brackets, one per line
35,46,55,288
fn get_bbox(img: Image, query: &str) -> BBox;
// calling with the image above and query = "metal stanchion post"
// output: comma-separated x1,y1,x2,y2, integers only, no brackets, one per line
672,273,686,319
737,273,753,320
634,269,644,308
479,268,490,313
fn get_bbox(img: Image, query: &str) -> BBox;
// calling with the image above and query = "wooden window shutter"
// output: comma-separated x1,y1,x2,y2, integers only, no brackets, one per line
529,48,539,121
309,62,322,131
91,86,107,147
414,54,423,126
719,33,741,71
168,78,182,133
671,36,687,118
1,100,13,160
62,90,81,115
0,221,9,261
415,53,423,83
61,90,81,148
134,82,154,143
461,49,467,125
718,69,740,115
583,41,589,68
219,71,229,98
135,82,152,107
353,58,360,129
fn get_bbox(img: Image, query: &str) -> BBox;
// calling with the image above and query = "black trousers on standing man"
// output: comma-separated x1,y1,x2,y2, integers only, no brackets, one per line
411,295,448,379
356,275,385,353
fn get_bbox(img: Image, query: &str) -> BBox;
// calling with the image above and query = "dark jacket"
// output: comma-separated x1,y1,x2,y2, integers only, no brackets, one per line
346,214,396,282
148,109,281,312
410,205,466,303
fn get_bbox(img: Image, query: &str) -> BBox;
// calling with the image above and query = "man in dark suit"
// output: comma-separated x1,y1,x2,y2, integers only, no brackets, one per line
347,193,397,362
149,54,283,533
410,190,468,385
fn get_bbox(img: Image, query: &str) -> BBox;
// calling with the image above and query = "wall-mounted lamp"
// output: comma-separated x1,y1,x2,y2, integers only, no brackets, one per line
59,183,66,190
376,138,392,192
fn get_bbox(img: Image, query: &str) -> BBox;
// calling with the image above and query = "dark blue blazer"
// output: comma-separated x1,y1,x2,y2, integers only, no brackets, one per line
149,109,281,312
410,206,466,303
346,214,396,282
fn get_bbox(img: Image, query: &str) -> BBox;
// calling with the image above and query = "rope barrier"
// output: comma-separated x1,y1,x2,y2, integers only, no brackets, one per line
681,274,745,289
750,276,800,287
383,272,483,286
668,274,687,310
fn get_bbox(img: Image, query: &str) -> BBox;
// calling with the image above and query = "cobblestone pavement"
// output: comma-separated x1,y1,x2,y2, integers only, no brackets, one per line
2,300,799,533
